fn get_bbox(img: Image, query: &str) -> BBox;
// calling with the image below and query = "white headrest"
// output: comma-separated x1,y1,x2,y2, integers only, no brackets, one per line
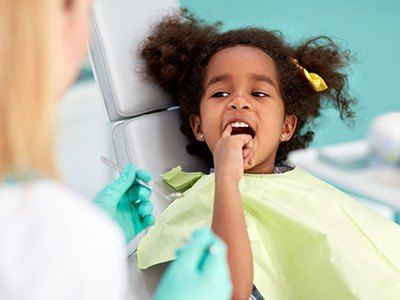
89,0,180,122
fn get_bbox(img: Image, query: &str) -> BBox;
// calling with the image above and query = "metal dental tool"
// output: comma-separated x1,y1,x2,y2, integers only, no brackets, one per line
100,156,183,202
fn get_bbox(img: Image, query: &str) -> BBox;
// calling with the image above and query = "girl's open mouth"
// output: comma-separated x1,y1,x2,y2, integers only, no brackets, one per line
230,122,256,139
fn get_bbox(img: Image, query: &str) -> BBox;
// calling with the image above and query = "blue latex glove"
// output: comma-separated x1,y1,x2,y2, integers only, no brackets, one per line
93,162,155,243
153,229,232,300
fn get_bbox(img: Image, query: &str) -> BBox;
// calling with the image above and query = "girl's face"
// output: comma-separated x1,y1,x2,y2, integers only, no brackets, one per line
190,45,297,173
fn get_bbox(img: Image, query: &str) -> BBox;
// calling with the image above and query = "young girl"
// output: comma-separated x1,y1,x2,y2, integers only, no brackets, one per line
137,11,400,300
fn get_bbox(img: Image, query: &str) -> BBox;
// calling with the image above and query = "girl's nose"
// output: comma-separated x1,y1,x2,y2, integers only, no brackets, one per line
230,104,249,109
229,95,250,110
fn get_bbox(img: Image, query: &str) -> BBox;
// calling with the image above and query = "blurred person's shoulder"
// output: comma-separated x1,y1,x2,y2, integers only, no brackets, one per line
0,179,128,299
0,178,124,243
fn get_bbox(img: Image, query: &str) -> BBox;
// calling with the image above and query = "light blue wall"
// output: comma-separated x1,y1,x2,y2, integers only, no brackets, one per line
180,0,400,147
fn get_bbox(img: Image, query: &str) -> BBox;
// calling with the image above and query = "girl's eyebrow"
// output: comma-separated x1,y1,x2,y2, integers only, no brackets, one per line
205,73,277,90
251,74,277,89
206,74,231,88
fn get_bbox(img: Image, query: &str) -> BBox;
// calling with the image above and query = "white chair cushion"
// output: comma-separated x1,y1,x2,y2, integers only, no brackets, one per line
89,0,179,121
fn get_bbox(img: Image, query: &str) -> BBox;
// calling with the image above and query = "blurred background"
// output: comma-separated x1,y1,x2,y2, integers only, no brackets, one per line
57,0,400,199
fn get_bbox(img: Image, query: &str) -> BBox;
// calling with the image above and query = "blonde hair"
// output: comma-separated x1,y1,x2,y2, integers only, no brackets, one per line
0,0,58,180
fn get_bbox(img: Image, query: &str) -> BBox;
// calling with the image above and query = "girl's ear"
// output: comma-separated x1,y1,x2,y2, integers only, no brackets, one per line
189,114,204,142
280,114,297,142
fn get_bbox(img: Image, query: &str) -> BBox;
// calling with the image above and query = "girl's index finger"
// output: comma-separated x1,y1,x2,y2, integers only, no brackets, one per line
236,133,253,147
221,124,233,138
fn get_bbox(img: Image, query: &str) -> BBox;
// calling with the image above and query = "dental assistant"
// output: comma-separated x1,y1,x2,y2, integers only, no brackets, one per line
0,0,231,299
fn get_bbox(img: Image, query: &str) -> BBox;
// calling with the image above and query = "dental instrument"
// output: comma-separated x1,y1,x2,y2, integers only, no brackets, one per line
100,156,183,202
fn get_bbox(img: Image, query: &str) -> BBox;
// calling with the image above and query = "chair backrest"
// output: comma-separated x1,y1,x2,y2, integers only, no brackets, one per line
90,0,178,121
89,2,209,298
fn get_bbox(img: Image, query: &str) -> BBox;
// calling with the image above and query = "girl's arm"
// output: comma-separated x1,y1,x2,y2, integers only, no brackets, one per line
213,177,253,300
212,127,254,300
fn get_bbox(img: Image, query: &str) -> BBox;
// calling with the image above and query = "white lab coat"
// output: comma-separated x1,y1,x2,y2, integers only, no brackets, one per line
0,179,128,300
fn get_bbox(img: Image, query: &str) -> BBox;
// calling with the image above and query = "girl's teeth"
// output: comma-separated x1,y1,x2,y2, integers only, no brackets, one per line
231,122,249,127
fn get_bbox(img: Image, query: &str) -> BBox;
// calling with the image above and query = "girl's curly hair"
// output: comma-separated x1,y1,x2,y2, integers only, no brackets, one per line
139,10,356,168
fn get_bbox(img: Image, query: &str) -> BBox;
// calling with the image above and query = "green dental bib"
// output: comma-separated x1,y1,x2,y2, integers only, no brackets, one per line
138,167,400,300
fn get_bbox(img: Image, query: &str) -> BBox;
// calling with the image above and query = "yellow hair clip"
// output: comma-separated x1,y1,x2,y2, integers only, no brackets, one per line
292,59,328,92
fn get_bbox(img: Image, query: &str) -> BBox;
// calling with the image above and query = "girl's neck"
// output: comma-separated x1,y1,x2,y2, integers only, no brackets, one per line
244,162,276,174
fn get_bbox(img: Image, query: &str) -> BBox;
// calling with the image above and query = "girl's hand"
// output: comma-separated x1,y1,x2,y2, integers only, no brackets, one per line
213,125,254,185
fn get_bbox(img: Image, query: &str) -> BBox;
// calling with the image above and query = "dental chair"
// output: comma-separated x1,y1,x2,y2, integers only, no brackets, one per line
89,1,208,298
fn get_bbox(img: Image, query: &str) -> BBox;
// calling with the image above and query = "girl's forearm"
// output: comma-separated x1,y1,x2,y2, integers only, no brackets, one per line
212,179,253,300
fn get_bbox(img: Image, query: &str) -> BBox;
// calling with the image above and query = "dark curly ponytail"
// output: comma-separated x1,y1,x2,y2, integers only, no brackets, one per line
275,36,356,162
139,10,221,97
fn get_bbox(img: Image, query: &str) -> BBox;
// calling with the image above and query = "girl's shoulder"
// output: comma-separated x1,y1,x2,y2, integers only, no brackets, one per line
244,164,348,194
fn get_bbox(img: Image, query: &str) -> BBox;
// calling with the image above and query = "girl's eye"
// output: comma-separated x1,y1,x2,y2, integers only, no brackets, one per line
211,91,230,98
252,91,269,97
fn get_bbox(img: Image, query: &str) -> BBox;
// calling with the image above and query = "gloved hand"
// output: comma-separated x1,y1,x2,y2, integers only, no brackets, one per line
153,229,232,300
93,162,155,243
